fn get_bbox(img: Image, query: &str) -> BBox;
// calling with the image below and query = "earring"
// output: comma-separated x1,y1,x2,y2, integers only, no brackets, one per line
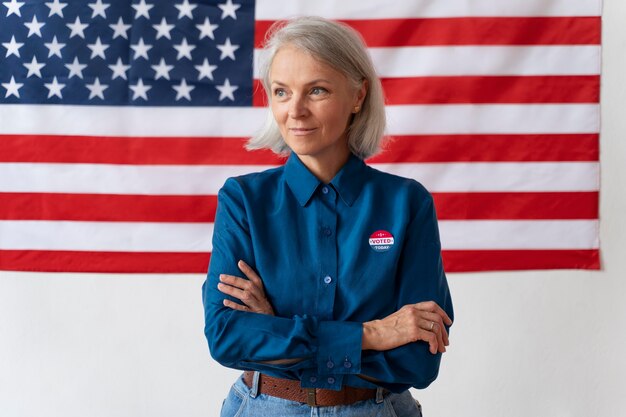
353,105,360,113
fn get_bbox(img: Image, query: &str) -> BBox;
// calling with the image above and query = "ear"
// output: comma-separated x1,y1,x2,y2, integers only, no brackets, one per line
355,79,368,108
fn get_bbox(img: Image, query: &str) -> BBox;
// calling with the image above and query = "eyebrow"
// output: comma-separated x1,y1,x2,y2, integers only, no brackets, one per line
271,79,332,86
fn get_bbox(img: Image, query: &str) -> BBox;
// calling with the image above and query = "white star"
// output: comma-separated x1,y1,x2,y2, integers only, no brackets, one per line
44,36,65,58
216,78,238,101
130,37,152,60
173,37,195,60
217,37,239,61
2,76,23,98
44,76,65,99
2,35,23,58
152,17,174,40
3,0,24,17
86,77,108,100
87,37,109,59
195,58,217,81
67,16,88,39
129,78,151,101
24,15,45,38
132,0,153,19
45,0,67,17
65,56,87,79
108,57,130,80
173,78,194,101
88,0,110,18
109,17,131,39
23,56,45,78
175,0,196,19
196,17,218,40
151,58,174,80
217,0,240,20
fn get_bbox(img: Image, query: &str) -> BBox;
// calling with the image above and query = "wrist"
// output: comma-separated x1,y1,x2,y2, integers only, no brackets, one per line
362,320,379,351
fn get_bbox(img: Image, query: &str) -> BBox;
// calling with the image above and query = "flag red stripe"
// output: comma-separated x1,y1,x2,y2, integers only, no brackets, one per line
0,133,598,164
0,191,597,221
442,249,600,272
0,250,210,273
0,193,217,222
254,17,601,48
253,76,600,107
0,249,600,273
433,192,598,220
380,76,600,105
0,135,285,165
372,134,599,163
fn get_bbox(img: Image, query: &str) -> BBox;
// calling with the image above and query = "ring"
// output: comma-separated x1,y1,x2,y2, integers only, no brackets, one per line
429,322,435,331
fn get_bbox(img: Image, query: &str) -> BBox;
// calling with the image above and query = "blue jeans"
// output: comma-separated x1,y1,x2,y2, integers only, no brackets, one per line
220,372,423,417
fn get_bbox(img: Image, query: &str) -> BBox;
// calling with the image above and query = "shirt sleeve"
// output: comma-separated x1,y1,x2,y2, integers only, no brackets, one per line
202,177,364,379
358,186,454,391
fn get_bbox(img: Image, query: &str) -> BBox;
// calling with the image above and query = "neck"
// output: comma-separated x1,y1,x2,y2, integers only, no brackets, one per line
297,146,351,184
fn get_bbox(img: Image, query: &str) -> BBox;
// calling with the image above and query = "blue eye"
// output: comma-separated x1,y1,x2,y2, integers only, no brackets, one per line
273,88,286,97
311,87,327,95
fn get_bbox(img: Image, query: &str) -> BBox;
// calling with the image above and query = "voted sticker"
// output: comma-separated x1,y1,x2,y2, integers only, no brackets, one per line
369,230,395,252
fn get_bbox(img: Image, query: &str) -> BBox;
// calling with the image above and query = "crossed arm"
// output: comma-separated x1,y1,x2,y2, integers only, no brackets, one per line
218,259,452,360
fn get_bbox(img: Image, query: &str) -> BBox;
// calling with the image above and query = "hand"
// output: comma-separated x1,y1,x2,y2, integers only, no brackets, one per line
217,260,275,316
362,301,452,354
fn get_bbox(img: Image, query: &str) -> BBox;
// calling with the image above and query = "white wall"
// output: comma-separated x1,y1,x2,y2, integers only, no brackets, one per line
1,2,625,416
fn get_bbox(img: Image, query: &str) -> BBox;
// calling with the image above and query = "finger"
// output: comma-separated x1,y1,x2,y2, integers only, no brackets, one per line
415,301,452,326
223,299,250,312
220,274,266,305
238,260,264,287
419,311,449,346
418,328,438,354
420,319,445,353
217,282,250,304
219,274,251,290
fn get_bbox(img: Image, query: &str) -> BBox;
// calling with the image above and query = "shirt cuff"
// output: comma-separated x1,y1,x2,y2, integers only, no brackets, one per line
316,320,362,375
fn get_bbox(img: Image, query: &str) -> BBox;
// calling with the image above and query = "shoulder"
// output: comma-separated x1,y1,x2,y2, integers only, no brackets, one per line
364,163,433,206
219,164,285,201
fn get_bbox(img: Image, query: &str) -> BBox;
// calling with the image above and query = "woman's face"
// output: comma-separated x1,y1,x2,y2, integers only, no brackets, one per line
269,45,365,163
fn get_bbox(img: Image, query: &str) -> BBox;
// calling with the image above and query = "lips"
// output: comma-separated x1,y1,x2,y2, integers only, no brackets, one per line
289,127,317,135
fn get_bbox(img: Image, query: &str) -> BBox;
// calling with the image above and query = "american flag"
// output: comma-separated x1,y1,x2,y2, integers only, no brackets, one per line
0,0,601,273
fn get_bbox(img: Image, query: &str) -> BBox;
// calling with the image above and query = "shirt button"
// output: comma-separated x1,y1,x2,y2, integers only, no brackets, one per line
344,361,352,369
323,276,332,284
322,227,332,236
309,376,317,383
327,377,335,384
321,186,329,194
326,360,334,369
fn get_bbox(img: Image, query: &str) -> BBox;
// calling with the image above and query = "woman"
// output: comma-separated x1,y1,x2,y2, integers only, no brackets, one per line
202,16,453,417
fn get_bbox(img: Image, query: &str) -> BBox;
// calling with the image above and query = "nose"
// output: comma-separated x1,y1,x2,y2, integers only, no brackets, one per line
288,94,308,119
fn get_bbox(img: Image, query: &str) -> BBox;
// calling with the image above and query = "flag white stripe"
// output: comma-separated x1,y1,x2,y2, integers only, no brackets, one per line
0,162,599,194
373,162,599,192
0,104,599,136
386,104,599,135
254,46,602,78
0,220,598,251
439,220,599,250
255,0,602,19
0,105,266,138
0,221,214,252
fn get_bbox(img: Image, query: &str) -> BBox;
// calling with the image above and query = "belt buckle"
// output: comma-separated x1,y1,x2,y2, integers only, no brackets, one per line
305,388,317,406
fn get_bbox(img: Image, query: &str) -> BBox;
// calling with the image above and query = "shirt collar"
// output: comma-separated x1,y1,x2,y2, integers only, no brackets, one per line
284,152,367,207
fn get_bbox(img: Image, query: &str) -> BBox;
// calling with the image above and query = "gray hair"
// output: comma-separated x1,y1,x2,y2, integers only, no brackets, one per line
246,16,386,160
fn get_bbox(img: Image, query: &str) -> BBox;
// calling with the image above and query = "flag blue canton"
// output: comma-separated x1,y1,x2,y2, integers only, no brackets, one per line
0,0,255,106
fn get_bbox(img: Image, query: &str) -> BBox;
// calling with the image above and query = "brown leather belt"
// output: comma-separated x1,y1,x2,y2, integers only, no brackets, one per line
243,371,379,407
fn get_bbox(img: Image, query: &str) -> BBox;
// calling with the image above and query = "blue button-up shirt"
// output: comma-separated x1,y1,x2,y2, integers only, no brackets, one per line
202,152,453,393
